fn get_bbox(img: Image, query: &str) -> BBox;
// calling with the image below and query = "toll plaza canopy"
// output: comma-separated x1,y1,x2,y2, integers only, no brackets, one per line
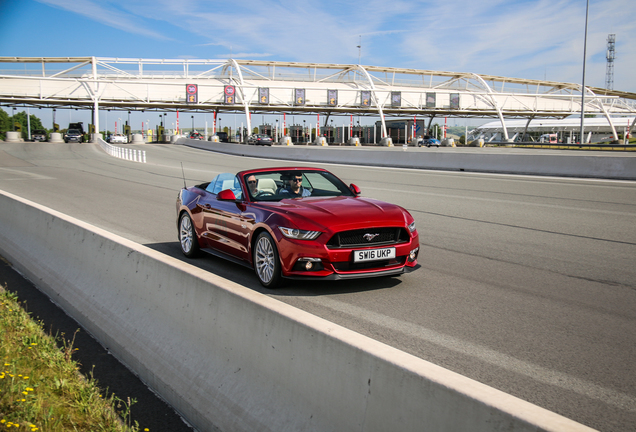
1,56,635,140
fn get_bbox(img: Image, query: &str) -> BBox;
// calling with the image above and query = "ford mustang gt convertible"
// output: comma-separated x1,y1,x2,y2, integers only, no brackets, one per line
176,167,419,288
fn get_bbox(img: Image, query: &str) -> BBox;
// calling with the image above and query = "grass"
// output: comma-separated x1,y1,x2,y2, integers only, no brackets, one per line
0,284,147,431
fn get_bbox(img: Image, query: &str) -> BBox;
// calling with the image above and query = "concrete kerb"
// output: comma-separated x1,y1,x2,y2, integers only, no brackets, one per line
178,138,636,180
0,188,597,432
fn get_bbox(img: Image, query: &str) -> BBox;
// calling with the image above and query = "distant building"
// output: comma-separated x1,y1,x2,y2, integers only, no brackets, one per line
473,117,636,143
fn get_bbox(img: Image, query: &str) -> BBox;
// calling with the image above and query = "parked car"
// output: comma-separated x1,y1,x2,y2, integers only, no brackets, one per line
215,131,229,142
64,129,83,143
32,129,47,142
189,131,203,140
109,133,128,144
176,167,419,288
420,138,441,147
247,134,273,146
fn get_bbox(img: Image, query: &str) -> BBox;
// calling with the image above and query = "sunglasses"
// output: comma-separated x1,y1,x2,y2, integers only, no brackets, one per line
247,180,257,184
291,178,303,182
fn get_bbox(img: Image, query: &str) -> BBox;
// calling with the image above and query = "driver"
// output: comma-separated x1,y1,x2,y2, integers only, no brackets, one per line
280,174,311,198
247,175,259,197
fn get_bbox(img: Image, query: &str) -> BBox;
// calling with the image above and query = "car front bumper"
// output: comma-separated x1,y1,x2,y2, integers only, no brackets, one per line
276,232,420,280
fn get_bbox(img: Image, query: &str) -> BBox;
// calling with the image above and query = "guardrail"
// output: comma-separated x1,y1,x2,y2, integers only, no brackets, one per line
97,138,147,163
0,189,597,432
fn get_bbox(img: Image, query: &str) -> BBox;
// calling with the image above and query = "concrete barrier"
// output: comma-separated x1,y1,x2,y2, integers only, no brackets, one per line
313,136,328,146
380,137,393,147
180,140,636,180
131,133,145,144
0,189,596,432
278,136,293,146
49,132,64,143
5,131,21,142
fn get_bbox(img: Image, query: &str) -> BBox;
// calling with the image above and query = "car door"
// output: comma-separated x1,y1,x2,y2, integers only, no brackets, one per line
198,174,253,261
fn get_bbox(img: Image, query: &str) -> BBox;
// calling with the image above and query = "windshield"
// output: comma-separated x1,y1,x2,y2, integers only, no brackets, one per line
244,170,354,202
205,173,243,200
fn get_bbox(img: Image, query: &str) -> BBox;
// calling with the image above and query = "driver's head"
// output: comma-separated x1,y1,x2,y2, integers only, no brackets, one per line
289,174,303,192
247,175,257,193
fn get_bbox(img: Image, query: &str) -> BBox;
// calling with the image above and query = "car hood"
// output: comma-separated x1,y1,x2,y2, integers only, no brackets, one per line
262,196,409,232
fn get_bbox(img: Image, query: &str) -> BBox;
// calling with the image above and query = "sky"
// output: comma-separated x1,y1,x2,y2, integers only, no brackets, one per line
0,0,634,130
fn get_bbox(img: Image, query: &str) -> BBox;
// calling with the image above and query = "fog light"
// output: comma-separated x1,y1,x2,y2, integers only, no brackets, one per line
294,257,323,272
409,247,419,261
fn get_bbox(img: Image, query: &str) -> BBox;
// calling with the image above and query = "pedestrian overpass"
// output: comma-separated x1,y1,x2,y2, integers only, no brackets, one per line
1,56,635,141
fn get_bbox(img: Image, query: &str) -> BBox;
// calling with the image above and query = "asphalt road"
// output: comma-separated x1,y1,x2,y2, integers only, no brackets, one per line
0,142,634,432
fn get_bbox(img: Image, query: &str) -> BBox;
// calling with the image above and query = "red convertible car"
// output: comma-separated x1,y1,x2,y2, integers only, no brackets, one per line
176,167,419,288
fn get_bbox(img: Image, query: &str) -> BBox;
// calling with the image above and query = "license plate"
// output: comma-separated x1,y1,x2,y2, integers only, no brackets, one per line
353,247,396,262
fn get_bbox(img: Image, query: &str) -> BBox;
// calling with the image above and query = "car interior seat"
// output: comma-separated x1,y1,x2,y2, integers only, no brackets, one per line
257,178,277,194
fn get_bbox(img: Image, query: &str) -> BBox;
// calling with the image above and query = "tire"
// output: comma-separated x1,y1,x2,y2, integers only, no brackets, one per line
179,212,200,258
253,231,282,288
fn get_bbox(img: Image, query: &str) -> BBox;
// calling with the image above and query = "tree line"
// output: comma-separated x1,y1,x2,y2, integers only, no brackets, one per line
0,109,46,141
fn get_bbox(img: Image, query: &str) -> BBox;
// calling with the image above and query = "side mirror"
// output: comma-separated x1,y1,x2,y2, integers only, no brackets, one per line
217,189,237,201
349,183,361,195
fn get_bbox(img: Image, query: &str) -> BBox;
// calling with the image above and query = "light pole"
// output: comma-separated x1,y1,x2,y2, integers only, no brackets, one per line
191,115,194,133
579,0,589,144
330,119,334,142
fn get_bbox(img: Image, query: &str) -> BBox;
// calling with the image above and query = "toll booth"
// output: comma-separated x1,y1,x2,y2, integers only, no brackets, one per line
323,127,336,144
289,125,306,143
259,124,273,137
363,126,377,144
157,126,164,142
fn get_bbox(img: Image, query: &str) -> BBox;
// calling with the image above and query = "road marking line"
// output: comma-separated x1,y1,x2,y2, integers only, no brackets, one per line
306,295,636,413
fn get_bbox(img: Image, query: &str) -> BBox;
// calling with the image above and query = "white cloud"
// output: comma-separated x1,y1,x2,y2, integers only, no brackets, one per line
34,0,636,92
37,0,171,40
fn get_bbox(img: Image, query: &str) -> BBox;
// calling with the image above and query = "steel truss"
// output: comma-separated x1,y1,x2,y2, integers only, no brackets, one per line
0,57,634,139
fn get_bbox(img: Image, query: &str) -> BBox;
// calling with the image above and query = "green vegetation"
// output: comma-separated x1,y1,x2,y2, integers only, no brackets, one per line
0,285,147,432
0,110,46,141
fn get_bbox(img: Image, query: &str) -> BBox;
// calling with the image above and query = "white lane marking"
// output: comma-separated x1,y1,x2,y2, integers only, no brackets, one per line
364,185,636,217
0,168,55,181
305,295,636,413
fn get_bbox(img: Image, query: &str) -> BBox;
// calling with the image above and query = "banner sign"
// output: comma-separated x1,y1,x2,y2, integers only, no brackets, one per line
360,91,371,107
259,88,269,104
186,84,198,104
426,93,436,108
224,85,236,104
450,93,460,109
294,89,305,105
328,89,337,106
391,91,401,107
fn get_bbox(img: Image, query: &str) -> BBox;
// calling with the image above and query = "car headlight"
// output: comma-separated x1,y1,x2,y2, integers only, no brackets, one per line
278,227,321,240
408,221,416,233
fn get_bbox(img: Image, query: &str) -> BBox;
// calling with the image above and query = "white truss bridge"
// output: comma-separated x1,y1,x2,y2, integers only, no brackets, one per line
1,57,635,140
